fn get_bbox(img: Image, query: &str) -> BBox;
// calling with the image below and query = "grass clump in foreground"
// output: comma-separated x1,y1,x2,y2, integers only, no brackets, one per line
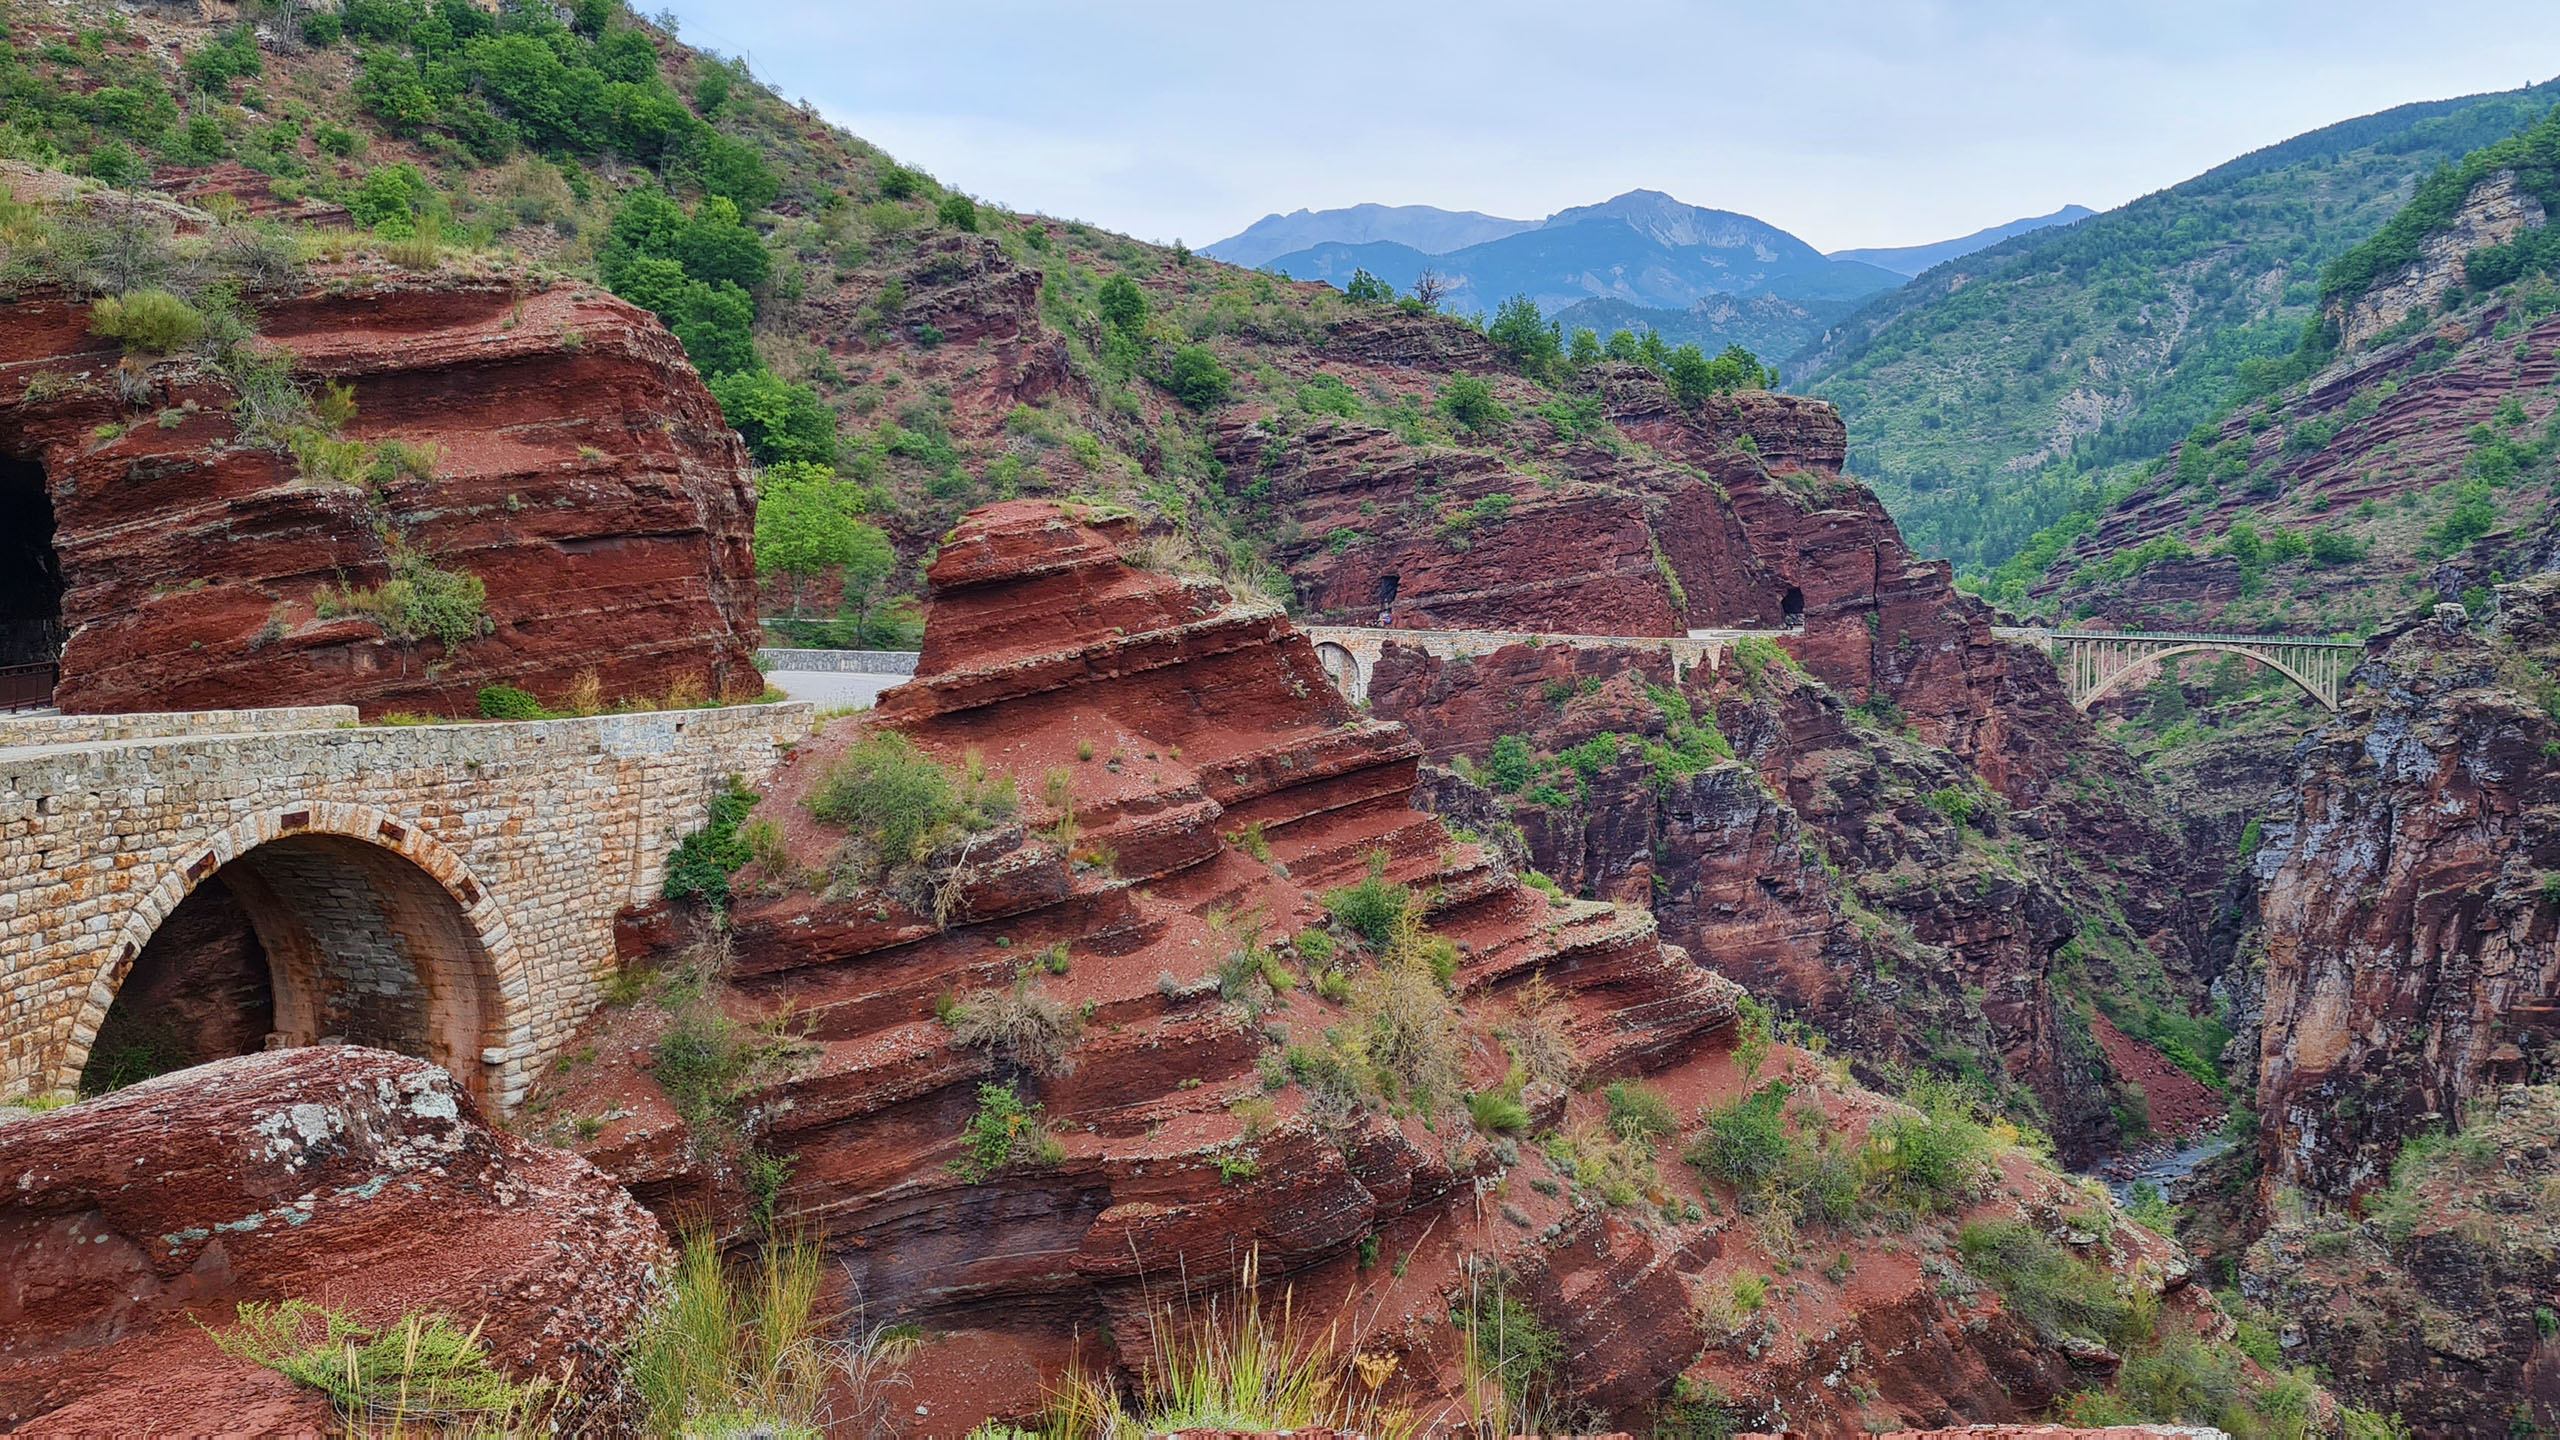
1455,1269,1566,1434
628,1227,923,1439
1685,1074,1995,1227
210,1300,548,1433
1956,1218,2138,1344
645,935,808,1228
1320,850,1412,949
808,731,1018,881
1050,1246,1424,1439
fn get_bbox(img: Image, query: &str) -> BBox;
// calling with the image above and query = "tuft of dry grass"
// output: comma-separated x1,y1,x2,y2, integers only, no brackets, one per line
947,976,1082,1075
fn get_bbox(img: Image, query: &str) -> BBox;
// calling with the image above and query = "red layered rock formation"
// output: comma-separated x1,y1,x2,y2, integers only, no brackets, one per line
2251,574,2560,1204
0,1045,669,1431
2034,304,2560,638
550,501,2237,1435
0,266,760,716
1226,364,2093,804
1215,359,2215,1159
1366,636,2148,1160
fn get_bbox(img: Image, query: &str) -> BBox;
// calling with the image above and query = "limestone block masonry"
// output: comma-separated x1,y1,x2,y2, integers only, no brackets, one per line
0,702,811,1106
1304,624,1741,704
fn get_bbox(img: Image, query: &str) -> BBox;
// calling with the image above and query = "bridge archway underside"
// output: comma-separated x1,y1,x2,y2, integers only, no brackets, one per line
1,703,805,1105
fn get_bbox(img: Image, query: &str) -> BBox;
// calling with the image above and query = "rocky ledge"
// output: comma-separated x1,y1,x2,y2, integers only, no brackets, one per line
0,264,760,716
0,1045,670,1432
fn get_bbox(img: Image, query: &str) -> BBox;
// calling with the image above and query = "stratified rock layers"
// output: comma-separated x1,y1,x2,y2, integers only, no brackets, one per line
556,501,2231,1436
0,275,760,716
2252,578,2560,1203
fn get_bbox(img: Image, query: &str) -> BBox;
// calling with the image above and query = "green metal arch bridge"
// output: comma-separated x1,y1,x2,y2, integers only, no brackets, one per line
1995,628,2363,712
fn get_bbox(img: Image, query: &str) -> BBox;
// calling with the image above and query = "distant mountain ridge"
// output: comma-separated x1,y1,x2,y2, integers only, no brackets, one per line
1209,191,2094,360
1201,203,1537,268
1827,204,2095,276
1259,194,1898,311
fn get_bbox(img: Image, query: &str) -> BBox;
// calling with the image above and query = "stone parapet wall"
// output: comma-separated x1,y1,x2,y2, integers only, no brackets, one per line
0,706,358,748
1302,624,1743,704
0,702,811,1105
755,648,921,675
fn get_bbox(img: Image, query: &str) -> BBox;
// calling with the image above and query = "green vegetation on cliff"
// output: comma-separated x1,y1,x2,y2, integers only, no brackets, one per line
1796,78,2560,577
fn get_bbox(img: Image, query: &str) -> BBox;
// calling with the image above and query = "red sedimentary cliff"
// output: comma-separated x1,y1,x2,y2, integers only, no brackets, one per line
0,259,759,716
1225,362,2089,804
1366,633,2157,1161
2250,574,2560,1204
553,501,2237,1435
0,1046,668,1431
1268,368,2208,1158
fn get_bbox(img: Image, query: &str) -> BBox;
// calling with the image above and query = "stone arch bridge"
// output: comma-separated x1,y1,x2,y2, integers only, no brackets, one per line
0,702,806,1107
1305,625,1761,705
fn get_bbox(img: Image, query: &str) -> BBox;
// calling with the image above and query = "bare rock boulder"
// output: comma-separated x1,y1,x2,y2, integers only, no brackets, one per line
0,1046,670,1432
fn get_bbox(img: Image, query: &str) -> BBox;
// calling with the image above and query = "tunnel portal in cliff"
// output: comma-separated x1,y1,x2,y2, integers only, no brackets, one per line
0,453,64,676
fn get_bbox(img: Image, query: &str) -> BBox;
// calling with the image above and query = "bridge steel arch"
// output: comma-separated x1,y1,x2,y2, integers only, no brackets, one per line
2034,629,2360,712
60,801,528,1101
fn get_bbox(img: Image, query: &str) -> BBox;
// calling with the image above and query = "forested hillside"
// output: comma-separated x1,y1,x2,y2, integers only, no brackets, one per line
2014,103,2560,637
1795,76,2560,577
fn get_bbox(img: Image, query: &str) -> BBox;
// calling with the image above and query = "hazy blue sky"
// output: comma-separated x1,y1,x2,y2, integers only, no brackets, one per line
651,2,2560,253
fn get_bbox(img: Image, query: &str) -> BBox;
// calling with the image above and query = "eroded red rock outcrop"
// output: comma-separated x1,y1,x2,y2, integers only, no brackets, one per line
2251,574,2560,1203
548,501,2241,1436
0,264,760,716
0,1045,670,1432
1219,361,2214,1158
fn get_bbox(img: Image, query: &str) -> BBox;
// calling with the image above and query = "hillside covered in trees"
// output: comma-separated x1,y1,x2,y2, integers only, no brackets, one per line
1792,76,2560,579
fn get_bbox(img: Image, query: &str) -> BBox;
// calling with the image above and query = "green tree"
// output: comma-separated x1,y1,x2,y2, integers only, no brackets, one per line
1439,374,1506,433
1166,344,1231,409
183,26,264,91
709,371,838,465
1486,294,1561,372
935,193,978,232
1344,268,1394,303
837,520,899,644
670,281,759,378
754,462,887,619
671,195,770,292
1568,327,1602,366
1097,273,1148,335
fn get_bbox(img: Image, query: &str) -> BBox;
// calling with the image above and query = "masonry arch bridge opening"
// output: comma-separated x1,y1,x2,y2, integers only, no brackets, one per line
0,453,64,699
81,832,504,1098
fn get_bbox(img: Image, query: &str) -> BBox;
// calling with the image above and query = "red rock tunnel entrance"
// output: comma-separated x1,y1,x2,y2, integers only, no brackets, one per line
81,834,502,1098
0,453,65,676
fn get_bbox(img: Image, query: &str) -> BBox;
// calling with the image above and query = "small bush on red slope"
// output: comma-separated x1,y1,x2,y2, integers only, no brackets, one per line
951,1082,1064,1182
1321,850,1411,948
808,731,1015,873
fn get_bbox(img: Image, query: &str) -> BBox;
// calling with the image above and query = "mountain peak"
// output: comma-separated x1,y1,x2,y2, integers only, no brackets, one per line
1541,189,1815,258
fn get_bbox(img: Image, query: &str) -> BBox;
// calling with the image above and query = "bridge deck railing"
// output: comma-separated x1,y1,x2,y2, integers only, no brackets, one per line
2041,629,2361,648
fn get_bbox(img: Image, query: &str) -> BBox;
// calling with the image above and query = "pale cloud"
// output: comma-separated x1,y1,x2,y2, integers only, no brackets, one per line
655,1,2560,251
